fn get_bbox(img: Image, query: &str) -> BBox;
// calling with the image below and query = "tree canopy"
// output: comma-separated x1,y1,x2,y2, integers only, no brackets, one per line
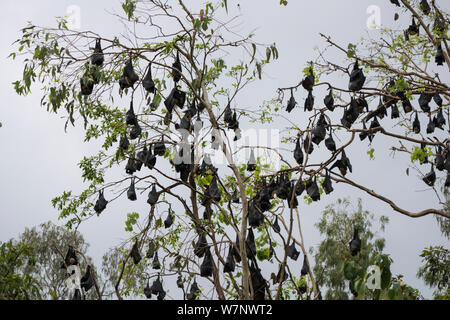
8,0,450,300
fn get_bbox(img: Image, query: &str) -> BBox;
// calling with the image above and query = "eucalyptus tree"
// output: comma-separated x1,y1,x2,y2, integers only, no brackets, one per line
10,0,449,300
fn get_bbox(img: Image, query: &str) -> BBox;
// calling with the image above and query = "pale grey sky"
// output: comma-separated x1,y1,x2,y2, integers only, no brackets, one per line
0,0,449,299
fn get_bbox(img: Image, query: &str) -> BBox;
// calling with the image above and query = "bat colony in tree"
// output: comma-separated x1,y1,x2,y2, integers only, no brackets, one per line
10,0,449,300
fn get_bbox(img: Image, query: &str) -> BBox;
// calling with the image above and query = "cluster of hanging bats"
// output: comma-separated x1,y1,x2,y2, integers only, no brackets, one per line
64,0,446,300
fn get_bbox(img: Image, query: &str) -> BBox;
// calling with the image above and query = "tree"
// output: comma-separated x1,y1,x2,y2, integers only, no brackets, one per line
417,245,449,299
417,189,450,299
18,221,100,300
9,0,449,300
0,240,41,300
312,198,388,300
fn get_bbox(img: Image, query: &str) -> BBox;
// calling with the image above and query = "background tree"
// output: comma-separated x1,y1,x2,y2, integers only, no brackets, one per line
18,221,99,300
417,245,449,299
312,198,388,300
0,240,41,300
9,0,449,300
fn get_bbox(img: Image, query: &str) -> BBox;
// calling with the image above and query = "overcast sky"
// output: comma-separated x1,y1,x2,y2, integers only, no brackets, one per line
1,0,449,299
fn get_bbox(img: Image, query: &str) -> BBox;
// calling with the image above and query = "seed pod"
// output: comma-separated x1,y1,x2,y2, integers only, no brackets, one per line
142,63,155,93
200,248,213,278
152,250,161,269
247,149,256,172
349,228,361,256
323,170,334,194
304,135,314,154
131,240,142,265
422,165,436,186
147,184,159,206
301,255,309,276
391,103,399,119
194,232,208,258
119,135,130,151
91,39,104,66
413,112,421,134
273,216,281,233
172,51,182,83
348,60,366,92
127,178,137,201
293,138,304,165
286,241,300,261
304,90,314,111
324,89,334,111
94,190,108,214
306,177,320,201
223,245,236,273
286,89,297,113
445,172,450,188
